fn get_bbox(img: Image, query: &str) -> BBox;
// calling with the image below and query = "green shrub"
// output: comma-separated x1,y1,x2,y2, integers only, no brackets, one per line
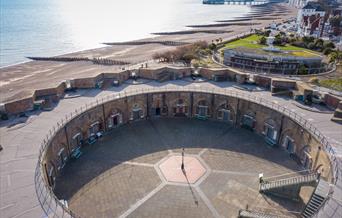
307,42,316,50
208,43,217,50
323,41,335,49
323,48,332,55
259,36,267,45
298,64,308,75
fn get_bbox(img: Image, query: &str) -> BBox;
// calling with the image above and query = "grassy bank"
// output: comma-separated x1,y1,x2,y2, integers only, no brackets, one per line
319,78,342,92
222,34,321,57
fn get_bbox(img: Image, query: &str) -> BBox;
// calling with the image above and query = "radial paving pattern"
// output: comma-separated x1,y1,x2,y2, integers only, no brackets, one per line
54,119,306,218
158,155,207,184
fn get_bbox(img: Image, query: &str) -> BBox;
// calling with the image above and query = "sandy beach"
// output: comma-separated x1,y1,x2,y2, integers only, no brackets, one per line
0,3,297,104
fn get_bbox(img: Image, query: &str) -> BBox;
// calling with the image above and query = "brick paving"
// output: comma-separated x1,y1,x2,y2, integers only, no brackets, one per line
54,119,306,217
200,172,302,218
126,185,214,218
67,165,161,218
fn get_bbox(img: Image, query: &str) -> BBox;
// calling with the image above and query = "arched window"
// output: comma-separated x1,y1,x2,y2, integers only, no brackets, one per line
217,103,232,122
264,119,277,145
57,146,68,171
301,146,313,170
282,135,295,154
131,104,143,121
45,162,56,188
196,100,208,119
72,132,83,149
242,111,256,130
88,121,100,137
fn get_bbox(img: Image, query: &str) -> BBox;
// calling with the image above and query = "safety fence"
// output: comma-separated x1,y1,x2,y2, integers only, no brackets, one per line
34,86,340,217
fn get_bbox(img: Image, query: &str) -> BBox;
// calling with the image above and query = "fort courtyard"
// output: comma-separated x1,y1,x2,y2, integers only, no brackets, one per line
55,119,306,218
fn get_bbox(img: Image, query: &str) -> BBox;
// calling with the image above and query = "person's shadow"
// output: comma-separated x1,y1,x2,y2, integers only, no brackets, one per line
182,168,199,206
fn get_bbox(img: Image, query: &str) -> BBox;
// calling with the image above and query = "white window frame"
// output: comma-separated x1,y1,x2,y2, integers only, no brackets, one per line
197,105,208,117
57,148,67,170
72,133,82,150
131,107,144,120
264,123,277,141
218,109,231,122
283,136,295,154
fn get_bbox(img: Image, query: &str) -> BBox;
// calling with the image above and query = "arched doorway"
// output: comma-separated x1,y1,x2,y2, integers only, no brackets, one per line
173,99,188,117
195,100,209,120
217,103,234,123
131,104,144,121
282,135,296,154
108,109,123,129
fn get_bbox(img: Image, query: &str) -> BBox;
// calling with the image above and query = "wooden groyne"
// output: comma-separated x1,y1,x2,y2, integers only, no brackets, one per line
27,56,90,62
186,22,261,28
152,30,233,36
103,40,190,46
215,18,252,23
92,58,130,66
27,56,131,66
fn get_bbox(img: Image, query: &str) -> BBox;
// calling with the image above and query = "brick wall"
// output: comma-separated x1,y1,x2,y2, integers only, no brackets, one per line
324,93,342,109
254,75,272,89
5,97,34,115
42,91,333,182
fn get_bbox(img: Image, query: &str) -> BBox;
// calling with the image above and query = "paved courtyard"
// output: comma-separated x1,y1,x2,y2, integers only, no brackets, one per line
55,118,306,218
1,81,341,218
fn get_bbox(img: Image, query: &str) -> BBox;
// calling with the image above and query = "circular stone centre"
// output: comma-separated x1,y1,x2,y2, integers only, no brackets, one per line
158,155,206,184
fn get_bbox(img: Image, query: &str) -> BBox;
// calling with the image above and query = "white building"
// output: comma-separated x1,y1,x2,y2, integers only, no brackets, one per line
297,2,326,37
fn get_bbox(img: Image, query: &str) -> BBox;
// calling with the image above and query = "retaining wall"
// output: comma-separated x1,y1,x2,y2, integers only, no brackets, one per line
36,88,337,218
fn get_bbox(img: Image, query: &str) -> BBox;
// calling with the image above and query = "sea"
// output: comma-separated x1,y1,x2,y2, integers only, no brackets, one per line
0,0,251,67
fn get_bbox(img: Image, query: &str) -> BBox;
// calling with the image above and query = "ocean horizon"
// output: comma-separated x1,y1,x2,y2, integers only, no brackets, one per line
0,0,251,67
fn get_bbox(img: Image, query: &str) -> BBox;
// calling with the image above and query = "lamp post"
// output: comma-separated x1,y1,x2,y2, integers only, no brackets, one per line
181,147,185,171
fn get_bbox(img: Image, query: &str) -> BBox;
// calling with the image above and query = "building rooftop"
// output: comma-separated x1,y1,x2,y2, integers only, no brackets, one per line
302,2,325,12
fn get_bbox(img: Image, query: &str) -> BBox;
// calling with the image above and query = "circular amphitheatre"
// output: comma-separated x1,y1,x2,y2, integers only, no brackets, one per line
37,89,335,218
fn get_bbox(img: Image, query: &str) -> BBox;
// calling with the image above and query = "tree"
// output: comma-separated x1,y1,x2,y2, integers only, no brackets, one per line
298,64,308,75
264,30,271,37
314,38,324,51
307,42,316,50
330,15,342,27
302,36,315,46
259,36,267,45
323,48,332,55
329,50,342,63
273,34,283,46
323,41,335,49
208,43,217,50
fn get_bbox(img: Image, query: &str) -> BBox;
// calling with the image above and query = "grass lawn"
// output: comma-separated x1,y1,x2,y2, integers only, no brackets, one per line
223,34,321,57
224,34,264,49
319,78,342,92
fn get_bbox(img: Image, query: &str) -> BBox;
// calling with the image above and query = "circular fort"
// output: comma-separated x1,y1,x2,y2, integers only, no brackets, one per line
35,87,338,218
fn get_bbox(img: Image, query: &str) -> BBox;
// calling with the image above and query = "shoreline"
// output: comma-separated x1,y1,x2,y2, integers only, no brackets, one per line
0,2,297,104
0,2,278,69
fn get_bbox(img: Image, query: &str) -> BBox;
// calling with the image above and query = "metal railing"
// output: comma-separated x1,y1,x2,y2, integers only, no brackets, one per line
34,86,340,217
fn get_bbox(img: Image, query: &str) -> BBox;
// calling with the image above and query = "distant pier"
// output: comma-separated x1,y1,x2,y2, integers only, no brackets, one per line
203,0,267,5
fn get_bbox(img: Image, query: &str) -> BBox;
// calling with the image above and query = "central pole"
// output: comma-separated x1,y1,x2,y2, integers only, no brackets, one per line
181,147,185,170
